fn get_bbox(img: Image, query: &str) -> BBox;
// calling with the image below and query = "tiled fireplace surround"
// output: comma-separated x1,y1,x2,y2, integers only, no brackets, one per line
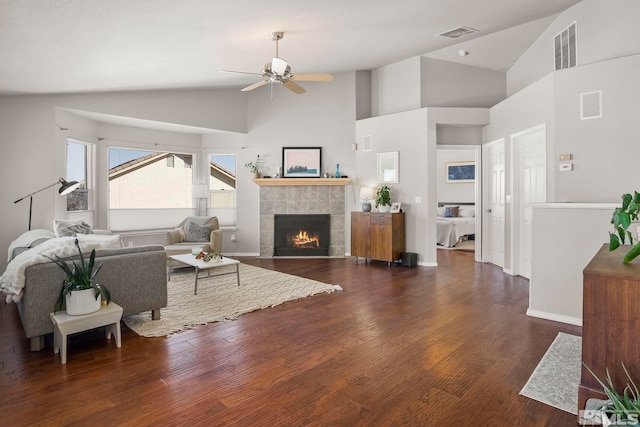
259,184,346,257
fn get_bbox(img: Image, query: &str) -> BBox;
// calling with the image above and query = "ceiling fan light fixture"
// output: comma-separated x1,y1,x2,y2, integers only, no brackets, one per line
224,31,333,95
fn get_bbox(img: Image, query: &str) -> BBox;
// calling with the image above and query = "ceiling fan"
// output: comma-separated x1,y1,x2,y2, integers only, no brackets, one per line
222,32,333,95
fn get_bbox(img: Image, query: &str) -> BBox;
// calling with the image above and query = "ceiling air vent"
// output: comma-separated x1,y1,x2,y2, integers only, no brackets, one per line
438,26,478,39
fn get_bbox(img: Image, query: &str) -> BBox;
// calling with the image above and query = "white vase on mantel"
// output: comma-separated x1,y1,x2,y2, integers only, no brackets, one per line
378,205,391,213
66,288,101,316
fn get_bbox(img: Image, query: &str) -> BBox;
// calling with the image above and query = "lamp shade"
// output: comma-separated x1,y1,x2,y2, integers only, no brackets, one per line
359,187,374,201
58,178,81,195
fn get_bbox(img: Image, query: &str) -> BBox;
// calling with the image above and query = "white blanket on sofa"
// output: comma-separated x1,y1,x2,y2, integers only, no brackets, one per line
0,235,123,303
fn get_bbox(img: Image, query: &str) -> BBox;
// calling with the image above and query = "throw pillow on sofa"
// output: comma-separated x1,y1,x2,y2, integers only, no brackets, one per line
185,222,211,242
53,219,93,237
443,206,459,218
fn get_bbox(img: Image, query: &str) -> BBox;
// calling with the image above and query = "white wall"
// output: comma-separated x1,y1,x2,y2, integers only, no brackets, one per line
529,203,614,325
553,54,640,202
420,58,506,108
229,72,358,255
371,57,422,116
508,0,640,96
356,108,431,264
436,149,476,204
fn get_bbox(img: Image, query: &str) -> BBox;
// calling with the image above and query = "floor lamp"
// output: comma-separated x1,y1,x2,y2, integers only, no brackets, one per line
14,178,82,230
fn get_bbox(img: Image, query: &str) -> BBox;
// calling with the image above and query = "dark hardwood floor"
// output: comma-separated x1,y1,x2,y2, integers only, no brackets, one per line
0,250,581,426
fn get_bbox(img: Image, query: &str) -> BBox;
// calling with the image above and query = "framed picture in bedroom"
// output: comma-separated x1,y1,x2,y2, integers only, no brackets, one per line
446,161,475,183
390,202,401,213
282,147,322,178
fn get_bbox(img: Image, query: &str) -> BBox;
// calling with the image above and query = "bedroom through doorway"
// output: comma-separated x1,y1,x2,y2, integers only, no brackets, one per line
435,141,481,261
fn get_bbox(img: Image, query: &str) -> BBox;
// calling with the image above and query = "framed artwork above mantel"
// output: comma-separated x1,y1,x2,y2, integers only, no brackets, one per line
282,147,322,178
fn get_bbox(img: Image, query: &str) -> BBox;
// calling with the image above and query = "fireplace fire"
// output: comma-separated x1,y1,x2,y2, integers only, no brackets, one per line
289,230,320,248
274,214,330,256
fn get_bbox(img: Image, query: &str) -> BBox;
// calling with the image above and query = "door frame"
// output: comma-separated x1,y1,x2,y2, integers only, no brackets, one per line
437,145,482,262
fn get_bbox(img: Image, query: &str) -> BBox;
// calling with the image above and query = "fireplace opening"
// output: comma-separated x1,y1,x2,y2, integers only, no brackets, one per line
274,214,330,256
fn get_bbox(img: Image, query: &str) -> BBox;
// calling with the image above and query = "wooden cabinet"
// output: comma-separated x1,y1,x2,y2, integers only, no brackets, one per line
351,212,405,263
578,244,640,414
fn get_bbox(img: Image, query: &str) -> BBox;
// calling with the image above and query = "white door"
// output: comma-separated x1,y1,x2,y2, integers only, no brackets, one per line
482,139,505,268
514,125,546,279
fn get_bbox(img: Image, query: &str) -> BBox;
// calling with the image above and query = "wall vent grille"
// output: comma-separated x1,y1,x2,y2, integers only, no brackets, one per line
554,22,577,70
438,26,478,39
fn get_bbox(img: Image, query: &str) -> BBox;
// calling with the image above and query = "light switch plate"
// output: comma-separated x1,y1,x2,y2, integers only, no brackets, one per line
559,162,573,171
415,196,422,204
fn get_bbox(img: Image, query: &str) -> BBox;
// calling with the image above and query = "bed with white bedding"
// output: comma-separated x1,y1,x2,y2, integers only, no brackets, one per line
436,203,476,248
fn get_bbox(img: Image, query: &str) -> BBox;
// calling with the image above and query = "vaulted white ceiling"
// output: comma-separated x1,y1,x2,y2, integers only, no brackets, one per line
0,0,581,95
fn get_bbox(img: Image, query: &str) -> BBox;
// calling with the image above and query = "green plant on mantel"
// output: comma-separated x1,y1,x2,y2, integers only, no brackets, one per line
609,191,640,263
583,362,640,425
375,185,391,208
244,154,262,174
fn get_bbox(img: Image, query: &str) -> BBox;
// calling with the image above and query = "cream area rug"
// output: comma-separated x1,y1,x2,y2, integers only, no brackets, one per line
124,263,342,337
520,332,582,414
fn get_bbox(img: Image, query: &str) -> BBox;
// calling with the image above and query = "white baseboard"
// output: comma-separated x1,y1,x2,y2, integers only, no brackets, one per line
224,252,260,257
526,308,582,326
418,261,437,267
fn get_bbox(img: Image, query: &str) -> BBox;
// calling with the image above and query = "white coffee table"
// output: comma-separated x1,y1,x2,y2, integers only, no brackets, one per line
168,254,240,295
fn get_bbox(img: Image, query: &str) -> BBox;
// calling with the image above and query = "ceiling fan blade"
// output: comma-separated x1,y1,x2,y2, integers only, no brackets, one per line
291,73,334,82
221,70,264,76
271,57,288,76
282,80,306,94
241,80,269,92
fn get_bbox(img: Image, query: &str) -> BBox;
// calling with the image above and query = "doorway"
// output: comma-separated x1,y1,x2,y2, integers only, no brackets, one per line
436,145,482,261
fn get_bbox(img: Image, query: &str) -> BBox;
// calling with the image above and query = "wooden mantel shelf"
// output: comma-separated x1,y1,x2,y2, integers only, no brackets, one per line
253,178,351,186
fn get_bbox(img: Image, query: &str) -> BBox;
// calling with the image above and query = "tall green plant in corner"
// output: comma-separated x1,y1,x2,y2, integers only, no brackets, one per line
47,239,111,311
610,191,640,263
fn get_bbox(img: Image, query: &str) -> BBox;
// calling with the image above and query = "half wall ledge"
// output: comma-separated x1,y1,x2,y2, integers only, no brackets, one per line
253,178,351,186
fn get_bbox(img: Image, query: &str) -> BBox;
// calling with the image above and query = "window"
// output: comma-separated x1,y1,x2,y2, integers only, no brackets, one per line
66,139,90,212
209,154,236,226
109,148,194,209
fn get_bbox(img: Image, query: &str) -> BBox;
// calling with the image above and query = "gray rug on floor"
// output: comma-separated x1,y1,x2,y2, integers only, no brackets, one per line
520,332,582,415
124,263,342,337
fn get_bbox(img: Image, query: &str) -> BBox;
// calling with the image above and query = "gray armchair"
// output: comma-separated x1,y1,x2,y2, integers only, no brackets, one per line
164,216,223,257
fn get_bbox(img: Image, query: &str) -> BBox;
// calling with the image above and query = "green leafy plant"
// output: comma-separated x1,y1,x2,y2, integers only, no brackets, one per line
47,238,111,312
584,362,640,424
244,154,262,174
609,191,640,263
375,185,391,208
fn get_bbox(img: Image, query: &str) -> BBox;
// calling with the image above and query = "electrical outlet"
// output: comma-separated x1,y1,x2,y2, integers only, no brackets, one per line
230,234,236,242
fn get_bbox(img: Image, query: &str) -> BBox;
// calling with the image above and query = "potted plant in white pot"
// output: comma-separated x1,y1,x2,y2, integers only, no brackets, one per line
375,185,392,213
47,238,111,315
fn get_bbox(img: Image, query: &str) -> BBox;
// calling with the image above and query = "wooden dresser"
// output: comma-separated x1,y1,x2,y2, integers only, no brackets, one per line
351,212,405,264
578,244,640,413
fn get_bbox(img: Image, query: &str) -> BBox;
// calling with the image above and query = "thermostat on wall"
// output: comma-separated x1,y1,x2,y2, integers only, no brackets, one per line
559,162,573,172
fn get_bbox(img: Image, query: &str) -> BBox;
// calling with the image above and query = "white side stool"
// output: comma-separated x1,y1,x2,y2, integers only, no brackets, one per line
49,302,123,364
